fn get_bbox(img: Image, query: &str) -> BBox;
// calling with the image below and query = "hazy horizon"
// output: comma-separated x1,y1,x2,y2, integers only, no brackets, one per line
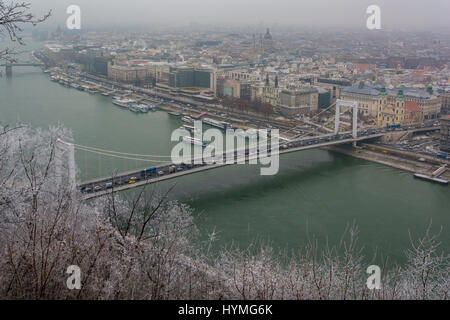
28,0,450,31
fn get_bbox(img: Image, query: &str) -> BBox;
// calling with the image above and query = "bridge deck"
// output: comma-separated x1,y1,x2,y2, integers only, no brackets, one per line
0,63,44,66
80,133,385,200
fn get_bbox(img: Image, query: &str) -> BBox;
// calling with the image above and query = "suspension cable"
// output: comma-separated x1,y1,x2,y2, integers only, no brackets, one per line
71,142,173,158
74,145,172,164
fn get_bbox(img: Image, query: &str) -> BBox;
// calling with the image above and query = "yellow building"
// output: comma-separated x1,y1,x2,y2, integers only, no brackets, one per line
341,83,441,120
377,87,405,127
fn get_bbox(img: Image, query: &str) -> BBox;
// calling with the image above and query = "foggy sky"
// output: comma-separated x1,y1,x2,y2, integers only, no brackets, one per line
30,0,450,30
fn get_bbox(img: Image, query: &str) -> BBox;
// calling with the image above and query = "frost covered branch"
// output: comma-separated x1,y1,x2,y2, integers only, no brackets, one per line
0,1,51,60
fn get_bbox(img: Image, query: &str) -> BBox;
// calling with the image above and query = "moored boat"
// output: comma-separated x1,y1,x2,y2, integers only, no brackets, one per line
181,116,194,123
112,97,136,109
202,117,230,130
112,97,150,113
181,125,201,135
182,136,207,147
130,103,150,113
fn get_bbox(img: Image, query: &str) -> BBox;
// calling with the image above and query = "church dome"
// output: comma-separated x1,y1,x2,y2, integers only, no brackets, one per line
264,28,272,40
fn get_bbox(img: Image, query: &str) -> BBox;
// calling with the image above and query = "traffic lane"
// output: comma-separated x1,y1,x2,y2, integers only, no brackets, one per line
80,129,414,194
81,139,330,193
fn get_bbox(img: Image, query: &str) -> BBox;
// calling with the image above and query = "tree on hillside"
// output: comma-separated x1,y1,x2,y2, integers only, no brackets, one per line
0,1,51,60
0,124,217,299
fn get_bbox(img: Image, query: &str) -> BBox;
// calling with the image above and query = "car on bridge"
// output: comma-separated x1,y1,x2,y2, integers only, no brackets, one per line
141,167,157,177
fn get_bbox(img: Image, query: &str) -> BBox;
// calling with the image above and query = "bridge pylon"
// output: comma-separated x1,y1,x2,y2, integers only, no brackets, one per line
5,61,12,77
334,99,358,145
55,139,76,191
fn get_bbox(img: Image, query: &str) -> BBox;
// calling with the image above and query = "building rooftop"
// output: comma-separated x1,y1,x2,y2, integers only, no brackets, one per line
341,84,435,99
405,101,420,113
341,85,380,96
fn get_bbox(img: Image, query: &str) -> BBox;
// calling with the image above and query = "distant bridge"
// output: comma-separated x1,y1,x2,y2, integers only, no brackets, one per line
0,61,45,76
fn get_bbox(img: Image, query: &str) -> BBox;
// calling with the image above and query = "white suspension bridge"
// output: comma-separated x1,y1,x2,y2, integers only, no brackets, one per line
54,100,440,200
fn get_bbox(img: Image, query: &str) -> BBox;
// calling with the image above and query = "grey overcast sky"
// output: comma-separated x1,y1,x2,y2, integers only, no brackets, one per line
30,0,450,30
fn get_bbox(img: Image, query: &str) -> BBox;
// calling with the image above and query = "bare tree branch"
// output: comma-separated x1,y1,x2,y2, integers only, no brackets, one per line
0,1,51,60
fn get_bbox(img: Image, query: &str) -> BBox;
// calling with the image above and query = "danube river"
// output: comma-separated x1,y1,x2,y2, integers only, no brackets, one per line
1,40,449,264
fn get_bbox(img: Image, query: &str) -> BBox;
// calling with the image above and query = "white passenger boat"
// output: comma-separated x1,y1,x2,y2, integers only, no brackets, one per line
130,103,150,113
182,136,207,147
112,97,136,109
181,116,194,123
181,125,201,135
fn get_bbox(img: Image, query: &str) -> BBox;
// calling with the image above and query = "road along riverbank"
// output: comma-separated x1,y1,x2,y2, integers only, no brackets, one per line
325,144,450,181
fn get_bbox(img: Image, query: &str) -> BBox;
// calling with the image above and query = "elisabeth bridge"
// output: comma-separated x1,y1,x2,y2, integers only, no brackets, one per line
53,100,440,200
